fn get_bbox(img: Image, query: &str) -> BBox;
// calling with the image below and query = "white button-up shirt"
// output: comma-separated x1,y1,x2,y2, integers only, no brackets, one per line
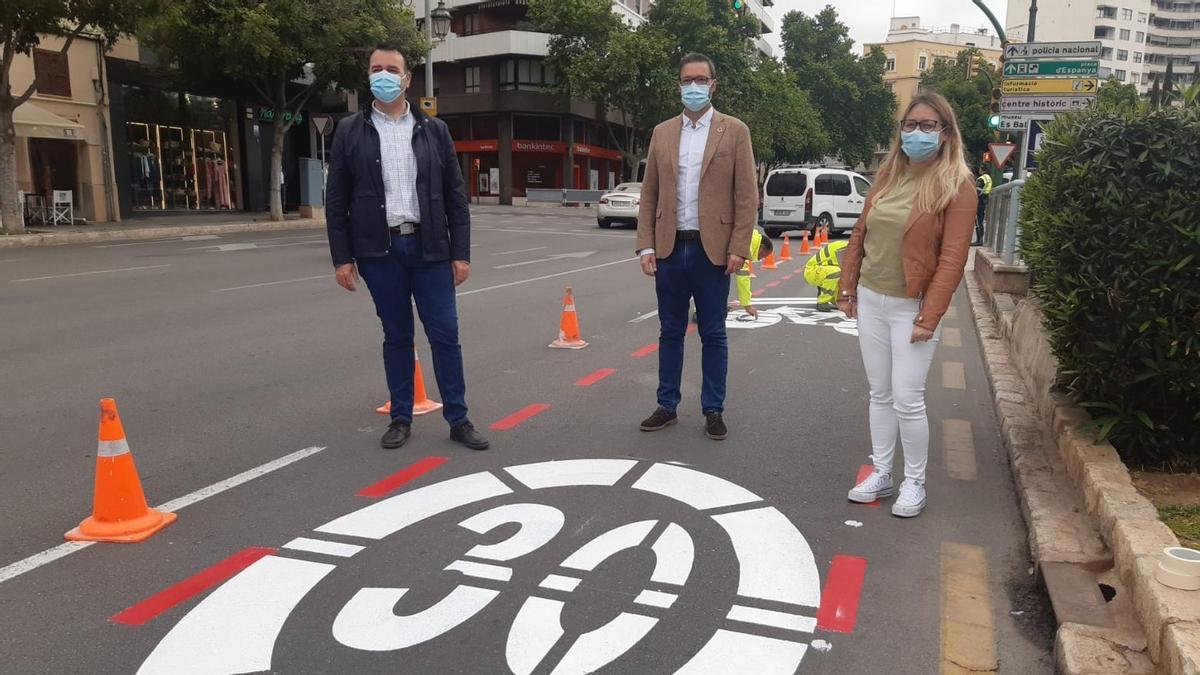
372,102,421,225
676,106,713,232
638,107,715,258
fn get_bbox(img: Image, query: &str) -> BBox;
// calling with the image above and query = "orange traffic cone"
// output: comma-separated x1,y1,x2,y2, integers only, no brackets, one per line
762,251,778,269
822,225,830,245
65,399,176,543
549,286,588,349
377,350,443,415
749,259,757,278
800,230,811,254
779,234,792,261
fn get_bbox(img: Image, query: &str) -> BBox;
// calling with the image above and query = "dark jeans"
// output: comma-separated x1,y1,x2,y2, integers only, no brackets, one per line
357,232,468,425
655,238,731,414
976,194,988,245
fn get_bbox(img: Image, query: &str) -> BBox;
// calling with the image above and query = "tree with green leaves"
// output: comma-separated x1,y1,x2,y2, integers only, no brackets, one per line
740,59,828,167
1095,76,1140,111
780,6,895,168
142,0,426,221
0,0,154,234
919,48,1000,167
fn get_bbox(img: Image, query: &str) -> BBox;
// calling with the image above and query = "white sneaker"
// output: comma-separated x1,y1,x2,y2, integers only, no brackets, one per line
892,480,927,518
848,470,893,503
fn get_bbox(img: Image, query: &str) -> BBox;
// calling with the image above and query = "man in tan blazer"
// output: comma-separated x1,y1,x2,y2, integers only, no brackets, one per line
636,52,757,441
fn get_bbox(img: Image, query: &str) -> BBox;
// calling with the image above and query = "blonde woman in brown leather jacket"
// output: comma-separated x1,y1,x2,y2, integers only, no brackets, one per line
836,92,976,518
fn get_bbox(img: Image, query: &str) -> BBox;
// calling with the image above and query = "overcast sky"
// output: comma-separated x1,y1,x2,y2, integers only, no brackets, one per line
764,0,1009,55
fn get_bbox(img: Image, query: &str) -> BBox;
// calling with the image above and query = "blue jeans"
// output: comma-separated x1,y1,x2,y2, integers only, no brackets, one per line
356,233,468,425
655,238,730,414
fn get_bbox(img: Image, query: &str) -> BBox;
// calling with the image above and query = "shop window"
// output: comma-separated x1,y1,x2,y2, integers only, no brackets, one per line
125,122,233,211
465,66,481,94
33,49,71,98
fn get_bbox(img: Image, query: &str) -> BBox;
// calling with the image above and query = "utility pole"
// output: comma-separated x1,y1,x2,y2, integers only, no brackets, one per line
425,0,434,99
1028,0,1039,42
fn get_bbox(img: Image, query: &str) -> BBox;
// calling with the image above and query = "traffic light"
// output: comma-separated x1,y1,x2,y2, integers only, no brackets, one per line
983,151,992,164
987,86,1002,128
731,0,745,12
968,55,980,79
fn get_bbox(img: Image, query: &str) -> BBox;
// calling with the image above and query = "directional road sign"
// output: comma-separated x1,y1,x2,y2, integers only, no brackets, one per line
1002,78,1098,95
1000,95,1094,113
1004,41,1102,60
1003,59,1099,78
1026,120,1046,171
998,114,1053,132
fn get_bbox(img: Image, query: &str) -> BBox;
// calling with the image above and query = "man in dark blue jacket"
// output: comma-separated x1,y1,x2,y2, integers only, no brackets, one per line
326,43,488,452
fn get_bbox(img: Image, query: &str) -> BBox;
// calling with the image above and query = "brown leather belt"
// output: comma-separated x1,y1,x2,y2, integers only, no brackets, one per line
675,230,700,241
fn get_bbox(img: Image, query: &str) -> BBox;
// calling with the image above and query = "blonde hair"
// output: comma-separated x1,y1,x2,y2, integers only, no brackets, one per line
872,92,972,214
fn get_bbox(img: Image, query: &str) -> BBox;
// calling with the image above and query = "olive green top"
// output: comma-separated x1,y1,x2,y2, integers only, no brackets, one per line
860,169,920,298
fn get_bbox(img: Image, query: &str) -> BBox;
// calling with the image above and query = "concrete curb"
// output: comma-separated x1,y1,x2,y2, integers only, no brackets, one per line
966,250,1200,673
0,218,324,249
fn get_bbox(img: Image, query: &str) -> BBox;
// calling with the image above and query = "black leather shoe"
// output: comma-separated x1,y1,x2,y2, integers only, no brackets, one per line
640,407,678,432
705,412,728,440
381,419,411,449
450,421,490,451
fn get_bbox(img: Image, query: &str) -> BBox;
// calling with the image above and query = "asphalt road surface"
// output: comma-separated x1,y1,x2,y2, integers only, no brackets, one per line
0,208,1055,674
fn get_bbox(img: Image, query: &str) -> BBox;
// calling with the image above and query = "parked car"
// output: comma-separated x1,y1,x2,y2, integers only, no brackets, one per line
760,167,872,238
596,183,642,228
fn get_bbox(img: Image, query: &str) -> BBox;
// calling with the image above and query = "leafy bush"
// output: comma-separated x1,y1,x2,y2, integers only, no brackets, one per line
1020,105,1200,469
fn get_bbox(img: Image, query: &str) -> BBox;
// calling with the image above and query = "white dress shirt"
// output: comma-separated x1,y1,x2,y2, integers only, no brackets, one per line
639,107,715,258
372,101,421,226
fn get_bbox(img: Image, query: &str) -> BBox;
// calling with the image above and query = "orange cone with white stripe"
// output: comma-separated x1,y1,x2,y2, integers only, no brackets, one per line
780,234,792,261
377,350,443,415
65,399,176,543
800,230,811,254
762,251,778,269
549,286,588,349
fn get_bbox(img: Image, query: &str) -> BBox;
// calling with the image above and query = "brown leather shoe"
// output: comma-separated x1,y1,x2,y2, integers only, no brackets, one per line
704,412,728,440
640,407,678,432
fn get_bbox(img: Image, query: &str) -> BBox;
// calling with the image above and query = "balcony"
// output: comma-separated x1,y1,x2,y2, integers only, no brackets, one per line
755,36,774,58
432,30,551,63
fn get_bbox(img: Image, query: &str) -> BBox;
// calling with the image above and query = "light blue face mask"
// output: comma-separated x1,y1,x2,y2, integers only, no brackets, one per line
680,82,712,112
900,130,942,162
369,71,405,104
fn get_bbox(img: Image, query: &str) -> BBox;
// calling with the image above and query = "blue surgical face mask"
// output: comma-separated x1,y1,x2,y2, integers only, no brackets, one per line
901,129,942,162
369,71,405,104
680,82,712,113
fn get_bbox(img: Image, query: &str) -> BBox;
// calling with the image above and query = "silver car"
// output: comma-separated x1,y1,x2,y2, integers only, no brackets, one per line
596,183,641,229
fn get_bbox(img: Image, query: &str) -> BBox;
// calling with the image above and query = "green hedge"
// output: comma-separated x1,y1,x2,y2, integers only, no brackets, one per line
1020,105,1200,469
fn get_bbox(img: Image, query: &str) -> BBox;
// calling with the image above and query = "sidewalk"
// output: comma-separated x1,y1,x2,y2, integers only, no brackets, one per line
0,205,594,249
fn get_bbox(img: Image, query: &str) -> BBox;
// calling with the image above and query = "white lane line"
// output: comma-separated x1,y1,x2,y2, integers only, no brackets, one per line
0,257,29,263
494,246,547,256
0,446,326,585
282,537,365,558
629,310,659,323
635,589,678,608
155,446,325,512
11,264,170,283
457,257,638,297
216,274,328,292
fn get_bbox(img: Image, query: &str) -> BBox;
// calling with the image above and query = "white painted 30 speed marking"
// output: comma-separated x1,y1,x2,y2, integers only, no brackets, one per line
137,458,828,674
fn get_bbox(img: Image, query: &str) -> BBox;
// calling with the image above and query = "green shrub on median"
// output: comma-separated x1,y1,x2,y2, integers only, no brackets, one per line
1019,105,1200,470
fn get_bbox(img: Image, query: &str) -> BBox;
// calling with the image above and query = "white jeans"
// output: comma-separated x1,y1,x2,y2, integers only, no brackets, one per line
856,285,941,482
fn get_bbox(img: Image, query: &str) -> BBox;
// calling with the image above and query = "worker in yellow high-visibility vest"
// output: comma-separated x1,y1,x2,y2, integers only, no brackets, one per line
803,239,849,311
975,170,993,246
732,228,773,318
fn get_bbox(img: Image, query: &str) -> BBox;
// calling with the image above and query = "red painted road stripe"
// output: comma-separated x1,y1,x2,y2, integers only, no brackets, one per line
781,274,794,281
111,547,276,626
631,343,659,357
855,464,882,507
575,368,617,387
752,289,765,297
357,455,449,498
491,403,551,430
816,555,868,633
766,281,782,288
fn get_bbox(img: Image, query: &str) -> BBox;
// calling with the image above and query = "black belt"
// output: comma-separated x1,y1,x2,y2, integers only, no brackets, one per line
389,222,419,235
675,230,700,241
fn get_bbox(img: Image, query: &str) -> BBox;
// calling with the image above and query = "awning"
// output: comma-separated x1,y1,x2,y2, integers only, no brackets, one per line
13,102,85,140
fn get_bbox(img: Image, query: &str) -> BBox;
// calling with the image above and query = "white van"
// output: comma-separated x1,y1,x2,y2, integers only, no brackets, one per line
760,167,871,238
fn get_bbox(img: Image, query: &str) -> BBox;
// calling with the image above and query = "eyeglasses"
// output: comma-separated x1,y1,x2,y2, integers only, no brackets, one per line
900,119,944,133
680,77,712,86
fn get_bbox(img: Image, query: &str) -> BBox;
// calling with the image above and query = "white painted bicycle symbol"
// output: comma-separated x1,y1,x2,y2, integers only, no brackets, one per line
138,459,830,674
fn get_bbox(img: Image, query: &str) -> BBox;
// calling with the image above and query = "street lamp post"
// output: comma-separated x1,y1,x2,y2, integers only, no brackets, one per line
425,0,452,99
